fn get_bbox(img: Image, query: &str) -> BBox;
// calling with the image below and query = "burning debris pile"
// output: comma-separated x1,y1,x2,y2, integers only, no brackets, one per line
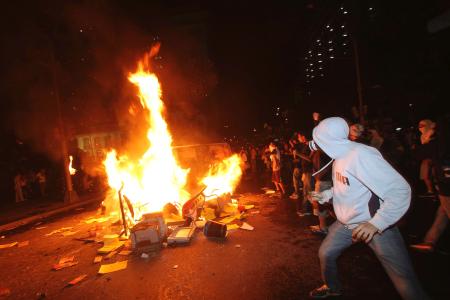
96,47,253,255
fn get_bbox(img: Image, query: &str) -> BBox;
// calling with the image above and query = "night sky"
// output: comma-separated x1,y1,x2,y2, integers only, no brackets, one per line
1,0,449,150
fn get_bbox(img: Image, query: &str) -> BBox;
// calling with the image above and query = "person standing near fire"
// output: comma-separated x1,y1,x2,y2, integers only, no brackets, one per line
308,117,429,299
269,142,285,197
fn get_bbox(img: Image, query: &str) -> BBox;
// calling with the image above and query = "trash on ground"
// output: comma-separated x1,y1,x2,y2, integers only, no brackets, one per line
141,253,149,259
35,226,47,230
218,215,236,224
45,227,74,236
204,220,227,238
98,241,125,254
240,222,254,231
118,250,132,256
227,224,240,230
244,205,255,210
85,216,111,224
173,265,178,269
53,261,78,270
61,231,79,237
68,274,87,286
104,251,118,260
94,256,103,264
0,242,18,249
167,226,195,245
98,260,128,274
131,212,166,252
18,241,29,248
195,220,206,228
235,244,241,248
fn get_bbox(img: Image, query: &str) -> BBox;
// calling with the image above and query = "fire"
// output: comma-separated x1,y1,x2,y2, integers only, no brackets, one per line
69,156,77,175
103,52,190,221
201,154,242,198
103,48,243,226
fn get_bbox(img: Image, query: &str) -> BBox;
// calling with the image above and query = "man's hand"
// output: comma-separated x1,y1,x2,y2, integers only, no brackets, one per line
352,222,380,243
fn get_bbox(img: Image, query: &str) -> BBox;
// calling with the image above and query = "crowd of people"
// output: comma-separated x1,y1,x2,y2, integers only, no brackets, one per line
235,112,449,299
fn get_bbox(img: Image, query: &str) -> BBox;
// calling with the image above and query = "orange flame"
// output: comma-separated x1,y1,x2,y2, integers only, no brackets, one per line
201,154,242,198
69,156,77,175
103,53,190,221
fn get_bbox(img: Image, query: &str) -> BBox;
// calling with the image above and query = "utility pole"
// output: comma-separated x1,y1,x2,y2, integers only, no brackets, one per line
352,37,365,124
50,50,78,203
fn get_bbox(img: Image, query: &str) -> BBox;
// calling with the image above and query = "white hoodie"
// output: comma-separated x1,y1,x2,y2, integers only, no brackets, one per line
312,117,411,232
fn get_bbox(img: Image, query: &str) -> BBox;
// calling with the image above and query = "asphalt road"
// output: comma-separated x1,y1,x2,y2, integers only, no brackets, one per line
0,188,449,300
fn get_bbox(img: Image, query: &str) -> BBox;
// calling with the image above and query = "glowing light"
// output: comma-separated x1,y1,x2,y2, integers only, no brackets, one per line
328,48,333,51
318,53,322,56
343,33,348,37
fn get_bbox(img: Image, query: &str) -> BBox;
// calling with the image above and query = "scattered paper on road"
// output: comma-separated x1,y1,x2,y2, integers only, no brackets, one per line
53,261,78,270
68,274,87,286
220,216,236,224
118,250,132,256
244,205,255,210
59,256,75,264
18,241,29,248
62,231,79,237
104,251,117,260
240,222,254,231
98,241,125,254
0,242,18,249
85,216,110,224
94,256,103,264
227,224,240,230
45,227,74,236
98,260,128,274
35,226,47,230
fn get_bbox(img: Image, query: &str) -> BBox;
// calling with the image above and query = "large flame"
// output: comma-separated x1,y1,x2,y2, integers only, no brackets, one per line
103,49,243,225
201,154,242,198
103,55,190,221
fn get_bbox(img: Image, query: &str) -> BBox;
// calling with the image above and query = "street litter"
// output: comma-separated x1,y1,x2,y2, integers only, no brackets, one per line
68,274,87,286
18,241,29,247
167,226,195,245
226,224,240,230
35,226,47,230
53,260,78,270
204,220,227,238
98,241,125,254
235,244,241,248
45,227,74,236
94,256,103,264
250,210,260,214
98,260,128,274
104,251,117,260
118,250,132,256
141,253,149,259
240,222,254,231
62,231,79,237
173,265,178,269
85,216,111,224
0,242,18,249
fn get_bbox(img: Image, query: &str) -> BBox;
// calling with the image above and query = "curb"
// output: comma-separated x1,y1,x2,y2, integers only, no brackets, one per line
0,196,103,234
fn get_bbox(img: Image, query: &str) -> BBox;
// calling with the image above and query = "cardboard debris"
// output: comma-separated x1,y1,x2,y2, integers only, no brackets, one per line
53,261,78,270
98,241,124,254
195,220,206,228
59,256,75,264
45,227,74,236
61,231,79,237
0,287,11,297
244,205,255,210
94,256,103,264
68,274,87,286
227,224,240,230
240,222,254,231
98,260,128,274
0,242,18,249
219,216,236,224
104,251,117,260
118,250,132,256
201,208,216,221
35,226,47,230
85,216,110,224
18,241,29,248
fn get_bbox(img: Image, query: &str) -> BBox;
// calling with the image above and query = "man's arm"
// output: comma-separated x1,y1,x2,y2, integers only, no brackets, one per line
353,148,411,232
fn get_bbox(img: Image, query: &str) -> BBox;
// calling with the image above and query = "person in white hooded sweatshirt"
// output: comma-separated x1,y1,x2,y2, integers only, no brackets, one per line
308,117,429,299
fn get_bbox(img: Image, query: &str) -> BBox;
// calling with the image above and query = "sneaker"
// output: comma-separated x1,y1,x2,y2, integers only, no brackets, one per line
289,193,299,200
309,225,328,235
309,285,342,298
410,243,434,253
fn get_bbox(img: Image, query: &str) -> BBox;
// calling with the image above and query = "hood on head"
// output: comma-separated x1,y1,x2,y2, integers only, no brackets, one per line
312,117,352,159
